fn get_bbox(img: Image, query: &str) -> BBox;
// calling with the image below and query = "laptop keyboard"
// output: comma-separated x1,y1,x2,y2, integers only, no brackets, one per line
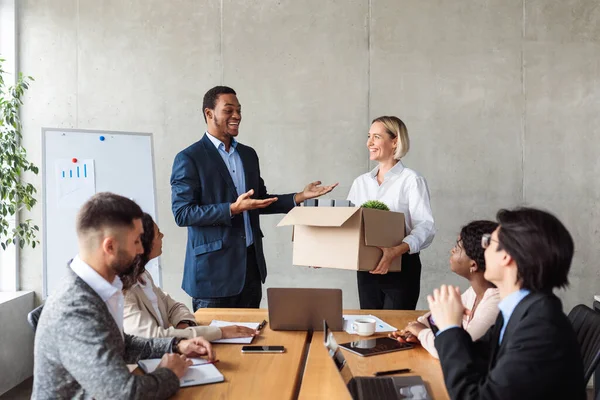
356,377,398,399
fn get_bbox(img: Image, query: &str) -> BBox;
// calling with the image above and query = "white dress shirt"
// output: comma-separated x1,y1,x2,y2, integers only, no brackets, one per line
347,161,436,254
136,271,165,327
70,255,125,337
205,131,253,247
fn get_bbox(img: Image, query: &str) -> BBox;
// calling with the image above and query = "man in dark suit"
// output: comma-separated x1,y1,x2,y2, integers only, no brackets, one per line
171,86,336,310
427,207,585,400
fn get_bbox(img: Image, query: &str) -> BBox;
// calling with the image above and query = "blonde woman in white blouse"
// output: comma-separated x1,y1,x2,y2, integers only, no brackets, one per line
391,220,500,358
120,213,259,341
347,116,435,310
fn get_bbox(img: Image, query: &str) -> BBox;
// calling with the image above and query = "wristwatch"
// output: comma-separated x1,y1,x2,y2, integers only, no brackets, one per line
180,320,197,327
172,337,184,354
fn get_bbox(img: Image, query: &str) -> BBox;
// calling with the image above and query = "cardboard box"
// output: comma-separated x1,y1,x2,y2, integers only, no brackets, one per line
277,207,405,271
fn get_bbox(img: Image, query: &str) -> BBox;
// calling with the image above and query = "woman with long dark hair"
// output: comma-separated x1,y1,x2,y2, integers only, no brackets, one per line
121,213,258,340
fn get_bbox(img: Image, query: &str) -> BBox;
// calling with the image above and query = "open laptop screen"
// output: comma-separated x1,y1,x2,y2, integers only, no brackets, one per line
324,320,354,386
323,320,433,400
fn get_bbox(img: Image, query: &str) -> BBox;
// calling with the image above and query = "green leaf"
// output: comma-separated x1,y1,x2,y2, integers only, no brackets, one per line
0,58,38,251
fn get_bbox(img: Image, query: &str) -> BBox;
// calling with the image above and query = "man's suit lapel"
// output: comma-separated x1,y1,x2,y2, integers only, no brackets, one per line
236,144,255,193
200,134,238,197
68,268,124,344
493,292,542,363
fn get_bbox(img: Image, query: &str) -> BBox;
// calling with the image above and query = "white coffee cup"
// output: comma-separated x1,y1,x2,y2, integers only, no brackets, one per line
352,318,376,336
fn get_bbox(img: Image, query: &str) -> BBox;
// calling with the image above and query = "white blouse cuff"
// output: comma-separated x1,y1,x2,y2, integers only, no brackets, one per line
402,236,419,254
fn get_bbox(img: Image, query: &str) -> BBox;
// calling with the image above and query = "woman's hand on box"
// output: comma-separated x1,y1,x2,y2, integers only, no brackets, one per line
370,243,409,274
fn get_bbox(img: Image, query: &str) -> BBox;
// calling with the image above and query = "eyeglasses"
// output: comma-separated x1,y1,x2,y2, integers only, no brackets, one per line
481,233,498,249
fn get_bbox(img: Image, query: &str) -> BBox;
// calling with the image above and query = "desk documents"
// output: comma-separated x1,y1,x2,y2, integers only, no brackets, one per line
209,320,260,343
138,358,224,387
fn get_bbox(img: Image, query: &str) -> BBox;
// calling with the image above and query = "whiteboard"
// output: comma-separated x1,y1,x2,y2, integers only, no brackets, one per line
42,128,160,297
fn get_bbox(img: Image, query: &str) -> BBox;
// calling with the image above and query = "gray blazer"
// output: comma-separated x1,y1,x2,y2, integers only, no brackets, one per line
33,268,180,399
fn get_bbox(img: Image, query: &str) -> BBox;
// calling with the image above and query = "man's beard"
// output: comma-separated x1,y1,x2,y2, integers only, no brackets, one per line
214,116,235,138
118,254,146,290
110,249,137,276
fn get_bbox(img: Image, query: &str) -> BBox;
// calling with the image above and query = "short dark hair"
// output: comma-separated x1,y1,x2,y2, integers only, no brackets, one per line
460,220,499,272
120,212,155,291
76,192,143,237
496,207,574,292
202,86,237,123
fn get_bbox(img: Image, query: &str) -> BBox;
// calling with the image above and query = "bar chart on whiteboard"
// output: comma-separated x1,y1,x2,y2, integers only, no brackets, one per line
55,159,96,209
43,128,158,297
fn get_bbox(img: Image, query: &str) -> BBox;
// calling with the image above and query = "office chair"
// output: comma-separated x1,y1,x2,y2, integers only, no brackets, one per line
27,304,44,332
568,304,600,383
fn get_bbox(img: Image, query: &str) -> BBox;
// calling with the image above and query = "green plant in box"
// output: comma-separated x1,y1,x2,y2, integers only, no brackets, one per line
360,200,390,211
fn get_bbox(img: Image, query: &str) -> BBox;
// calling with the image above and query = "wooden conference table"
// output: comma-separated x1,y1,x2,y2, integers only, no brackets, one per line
162,309,449,399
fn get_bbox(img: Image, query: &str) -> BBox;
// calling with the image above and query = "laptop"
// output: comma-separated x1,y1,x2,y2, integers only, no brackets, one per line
267,288,343,331
323,320,432,400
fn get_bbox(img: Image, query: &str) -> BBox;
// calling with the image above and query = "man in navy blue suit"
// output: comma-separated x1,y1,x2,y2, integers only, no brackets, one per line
171,86,337,310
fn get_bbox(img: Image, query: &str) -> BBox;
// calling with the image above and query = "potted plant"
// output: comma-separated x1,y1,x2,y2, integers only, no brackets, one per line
360,200,390,211
0,57,39,250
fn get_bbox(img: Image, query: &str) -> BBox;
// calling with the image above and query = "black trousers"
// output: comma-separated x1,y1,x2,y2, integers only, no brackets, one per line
357,252,422,310
192,245,262,311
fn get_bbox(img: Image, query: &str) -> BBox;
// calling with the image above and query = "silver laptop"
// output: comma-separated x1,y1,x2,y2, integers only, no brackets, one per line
267,288,343,331
323,320,432,400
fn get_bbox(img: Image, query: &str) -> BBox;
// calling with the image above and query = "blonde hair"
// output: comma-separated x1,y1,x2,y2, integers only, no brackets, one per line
372,116,410,160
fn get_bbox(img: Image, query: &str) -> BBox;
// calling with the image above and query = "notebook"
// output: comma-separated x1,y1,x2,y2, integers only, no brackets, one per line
209,320,260,344
138,358,224,387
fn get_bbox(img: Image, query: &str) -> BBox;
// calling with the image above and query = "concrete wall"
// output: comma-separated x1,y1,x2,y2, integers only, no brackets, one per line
16,0,600,312
522,0,600,308
0,292,34,395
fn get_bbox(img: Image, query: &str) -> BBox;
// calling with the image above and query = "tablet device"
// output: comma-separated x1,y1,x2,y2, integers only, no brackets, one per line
338,337,414,357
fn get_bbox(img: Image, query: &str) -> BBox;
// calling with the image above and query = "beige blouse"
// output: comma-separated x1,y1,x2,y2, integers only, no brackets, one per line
417,286,500,359
123,272,222,341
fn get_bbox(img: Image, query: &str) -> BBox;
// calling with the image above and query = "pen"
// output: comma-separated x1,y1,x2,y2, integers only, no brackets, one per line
192,359,219,365
373,368,411,377
257,320,267,330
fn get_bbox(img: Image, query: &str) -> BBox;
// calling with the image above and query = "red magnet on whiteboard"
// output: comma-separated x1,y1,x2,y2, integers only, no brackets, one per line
72,158,78,163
